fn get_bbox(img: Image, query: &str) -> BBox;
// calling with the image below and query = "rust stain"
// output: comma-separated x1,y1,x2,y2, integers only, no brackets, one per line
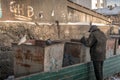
17,62,31,68
71,47,80,58
66,44,81,58
20,63,31,68
16,49,23,61
24,50,33,61
15,48,44,64
33,49,44,63
33,50,44,63
33,54,44,64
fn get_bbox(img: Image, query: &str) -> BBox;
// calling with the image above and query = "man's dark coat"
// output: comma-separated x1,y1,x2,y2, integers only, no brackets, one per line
80,25,107,61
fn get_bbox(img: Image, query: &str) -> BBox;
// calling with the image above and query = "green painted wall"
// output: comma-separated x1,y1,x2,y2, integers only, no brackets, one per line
18,55,120,80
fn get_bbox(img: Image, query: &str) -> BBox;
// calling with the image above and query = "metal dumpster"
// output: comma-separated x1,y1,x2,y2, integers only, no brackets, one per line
12,40,64,77
44,43,64,72
62,42,90,67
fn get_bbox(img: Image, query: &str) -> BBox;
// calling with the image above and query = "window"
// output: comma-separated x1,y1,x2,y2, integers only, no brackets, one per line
101,3,103,7
96,3,97,7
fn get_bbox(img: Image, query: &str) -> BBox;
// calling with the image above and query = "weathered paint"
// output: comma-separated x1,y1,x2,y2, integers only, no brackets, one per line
13,44,44,77
13,42,64,77
44,43,64,72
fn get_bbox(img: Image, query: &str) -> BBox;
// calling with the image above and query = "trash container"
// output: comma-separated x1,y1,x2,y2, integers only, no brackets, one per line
63,42,90,67
12,40,64,77
13,43,44,77
44,43,64,72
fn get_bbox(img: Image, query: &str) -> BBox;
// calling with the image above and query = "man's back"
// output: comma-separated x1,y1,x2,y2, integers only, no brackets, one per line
90,29,107,61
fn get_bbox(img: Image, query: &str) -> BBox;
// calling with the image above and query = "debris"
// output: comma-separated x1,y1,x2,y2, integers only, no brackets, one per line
18,34,27,45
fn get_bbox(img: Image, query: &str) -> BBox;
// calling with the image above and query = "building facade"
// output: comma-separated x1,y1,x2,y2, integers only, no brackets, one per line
0,0,111,42
69,0,104,9
104,0,120,7
92,0,104,9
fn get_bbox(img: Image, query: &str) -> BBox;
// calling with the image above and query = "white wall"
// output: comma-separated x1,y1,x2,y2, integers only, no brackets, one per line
92,0,104,9
91,0,97,9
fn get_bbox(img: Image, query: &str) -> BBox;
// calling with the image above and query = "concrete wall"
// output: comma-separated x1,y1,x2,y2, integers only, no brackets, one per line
0,22,89,46
69,0,92,9
0,0,110,24
67,7,108,24
0,22,111,46
0,0,67,23
0,0,111,46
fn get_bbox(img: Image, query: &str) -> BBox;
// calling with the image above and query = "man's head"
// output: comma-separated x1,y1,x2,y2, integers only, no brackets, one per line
88,25,98,32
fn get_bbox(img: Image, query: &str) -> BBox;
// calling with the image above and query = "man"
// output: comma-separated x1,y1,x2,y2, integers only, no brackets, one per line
71,25,107,80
